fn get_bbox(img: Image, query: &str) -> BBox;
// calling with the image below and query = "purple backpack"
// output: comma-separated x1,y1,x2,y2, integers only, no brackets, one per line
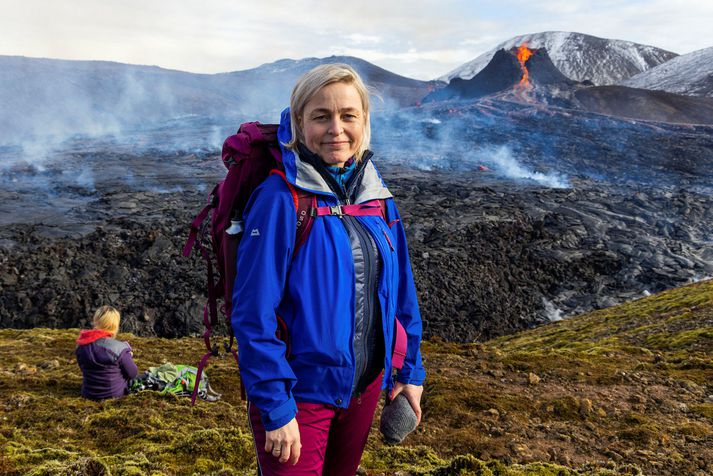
183,122,407,404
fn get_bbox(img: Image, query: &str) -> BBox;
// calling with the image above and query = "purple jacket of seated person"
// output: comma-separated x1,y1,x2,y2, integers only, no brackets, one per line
76,329,138,400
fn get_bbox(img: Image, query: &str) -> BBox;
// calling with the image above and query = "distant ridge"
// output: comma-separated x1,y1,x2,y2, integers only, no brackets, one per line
620,47,713,97
0,55,433,144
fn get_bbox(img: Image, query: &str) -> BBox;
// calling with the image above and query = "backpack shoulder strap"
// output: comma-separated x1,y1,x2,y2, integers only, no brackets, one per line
269,170,317,257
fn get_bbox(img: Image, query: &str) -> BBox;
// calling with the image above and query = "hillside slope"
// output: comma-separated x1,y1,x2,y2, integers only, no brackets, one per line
1,279,711,475
0,55,432,145
620,47,713,98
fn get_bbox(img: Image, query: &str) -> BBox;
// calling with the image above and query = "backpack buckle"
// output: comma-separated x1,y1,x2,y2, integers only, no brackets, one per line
330,205,343,216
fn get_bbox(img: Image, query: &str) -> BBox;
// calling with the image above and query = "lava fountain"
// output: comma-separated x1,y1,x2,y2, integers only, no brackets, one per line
516,44,535,88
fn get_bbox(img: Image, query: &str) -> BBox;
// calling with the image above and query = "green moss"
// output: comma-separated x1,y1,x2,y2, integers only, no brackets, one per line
169,428,255,469
361,445,446,471
690,403,713,420
676,422,709,438
99,452,169,475
361,452,616,476
2,278,712,476
644,328,713,350
491,279,713,355
427,454,493,476
24,457,109,476
83,408,149,449
616,413,662,445
4,443,79,468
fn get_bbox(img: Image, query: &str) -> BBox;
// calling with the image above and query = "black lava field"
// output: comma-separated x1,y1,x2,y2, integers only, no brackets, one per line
1,102,712,342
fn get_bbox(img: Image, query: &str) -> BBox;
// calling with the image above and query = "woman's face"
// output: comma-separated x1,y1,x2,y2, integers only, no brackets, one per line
300,82,365,167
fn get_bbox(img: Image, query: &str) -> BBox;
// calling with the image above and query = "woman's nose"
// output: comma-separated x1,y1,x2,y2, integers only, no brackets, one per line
328,118,344,135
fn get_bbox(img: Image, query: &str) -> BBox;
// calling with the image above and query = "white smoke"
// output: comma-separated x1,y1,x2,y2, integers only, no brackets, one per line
475,145,570,188
372,110,571,189
542,298,564,321
73,167,95,191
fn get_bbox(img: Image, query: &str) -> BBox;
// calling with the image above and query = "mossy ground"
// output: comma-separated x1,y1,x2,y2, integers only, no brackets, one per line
2,280,712,475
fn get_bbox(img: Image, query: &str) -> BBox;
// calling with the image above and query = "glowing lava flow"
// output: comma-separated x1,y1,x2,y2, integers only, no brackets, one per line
516,44,535,88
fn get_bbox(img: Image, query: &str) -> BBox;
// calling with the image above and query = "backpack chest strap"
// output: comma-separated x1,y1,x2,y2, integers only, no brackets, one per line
269,169,387,257
313,201,384,218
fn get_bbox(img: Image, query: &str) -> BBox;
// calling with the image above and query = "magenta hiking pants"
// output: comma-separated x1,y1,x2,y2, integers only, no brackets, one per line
248,373,383,475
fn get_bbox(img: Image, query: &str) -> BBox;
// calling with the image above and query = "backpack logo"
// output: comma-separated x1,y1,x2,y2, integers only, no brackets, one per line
250,228,260,237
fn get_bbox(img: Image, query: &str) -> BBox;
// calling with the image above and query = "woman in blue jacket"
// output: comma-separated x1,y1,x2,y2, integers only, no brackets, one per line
232,64,426,475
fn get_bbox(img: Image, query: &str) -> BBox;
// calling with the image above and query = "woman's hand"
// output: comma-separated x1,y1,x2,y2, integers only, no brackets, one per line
265,417,301,465
390,382,424,425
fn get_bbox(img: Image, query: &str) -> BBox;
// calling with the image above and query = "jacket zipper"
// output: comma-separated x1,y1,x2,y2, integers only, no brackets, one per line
343,213,379,395
303,148,383,400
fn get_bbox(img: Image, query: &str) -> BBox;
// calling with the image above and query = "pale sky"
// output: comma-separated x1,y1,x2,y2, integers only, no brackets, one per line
2,0,711,79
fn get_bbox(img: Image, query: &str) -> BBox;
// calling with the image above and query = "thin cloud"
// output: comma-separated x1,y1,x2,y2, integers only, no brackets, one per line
1,0,711,79
343,34,383,46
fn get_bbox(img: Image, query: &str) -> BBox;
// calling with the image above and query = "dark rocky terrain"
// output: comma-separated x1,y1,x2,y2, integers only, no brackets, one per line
1,99,712,341
2,170,711,342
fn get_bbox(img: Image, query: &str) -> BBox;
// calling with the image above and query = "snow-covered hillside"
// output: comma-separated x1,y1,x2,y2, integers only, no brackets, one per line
440,31,676,86
620,47,713,97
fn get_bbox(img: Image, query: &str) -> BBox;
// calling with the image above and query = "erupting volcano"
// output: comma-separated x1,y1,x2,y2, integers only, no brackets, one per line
423,44,713,124
423,46,573,102
516,43,534,88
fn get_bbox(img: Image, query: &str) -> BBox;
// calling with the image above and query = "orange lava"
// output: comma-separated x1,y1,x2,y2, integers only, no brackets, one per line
516,44,535,87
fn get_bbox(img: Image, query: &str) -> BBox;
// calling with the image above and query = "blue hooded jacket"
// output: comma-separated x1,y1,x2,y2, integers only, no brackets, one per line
231,109,426,431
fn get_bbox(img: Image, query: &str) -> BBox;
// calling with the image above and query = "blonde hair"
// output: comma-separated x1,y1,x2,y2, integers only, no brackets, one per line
93,305,120,336
286,63,371,161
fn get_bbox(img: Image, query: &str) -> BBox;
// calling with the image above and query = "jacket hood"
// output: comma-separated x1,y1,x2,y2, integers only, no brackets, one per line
277,108,393,203
76,329,114,345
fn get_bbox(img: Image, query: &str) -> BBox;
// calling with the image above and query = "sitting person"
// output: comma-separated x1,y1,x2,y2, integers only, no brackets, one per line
76,305,138,400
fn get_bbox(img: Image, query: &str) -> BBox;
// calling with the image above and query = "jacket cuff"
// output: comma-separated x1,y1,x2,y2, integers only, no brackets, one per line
261,396,298,431
396,367,426,386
